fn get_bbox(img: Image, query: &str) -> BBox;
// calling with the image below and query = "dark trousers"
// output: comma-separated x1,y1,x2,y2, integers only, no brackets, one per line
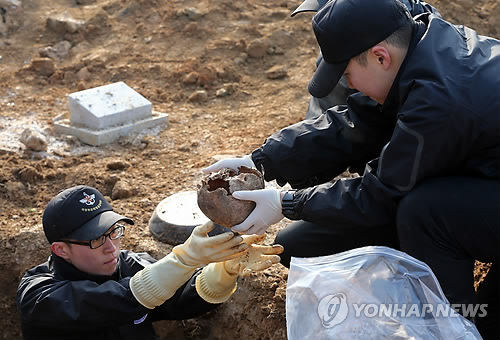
275,177,499,338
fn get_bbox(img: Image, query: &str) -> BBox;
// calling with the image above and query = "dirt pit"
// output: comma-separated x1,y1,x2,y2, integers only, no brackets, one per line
0,0,498,339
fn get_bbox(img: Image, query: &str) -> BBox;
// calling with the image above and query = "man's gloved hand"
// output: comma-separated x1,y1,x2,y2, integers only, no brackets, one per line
201,154,255,174
231,188,284,235
224,234,284,276
195,234,284,304
172,221,249,267
130,251,197,309
130,221,249,309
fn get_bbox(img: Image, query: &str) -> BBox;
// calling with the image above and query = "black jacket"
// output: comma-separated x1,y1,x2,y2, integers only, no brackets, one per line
252,14,500,228
16,250,218,340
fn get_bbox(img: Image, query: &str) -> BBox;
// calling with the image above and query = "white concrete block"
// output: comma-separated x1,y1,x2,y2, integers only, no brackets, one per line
68,82,152,130
54,111,168,146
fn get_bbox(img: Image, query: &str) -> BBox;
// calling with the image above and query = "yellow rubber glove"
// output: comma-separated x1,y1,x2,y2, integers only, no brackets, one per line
224,234,284,276
130,252,197,309
172,221,249,266
130,221,248,309
195,234,284,304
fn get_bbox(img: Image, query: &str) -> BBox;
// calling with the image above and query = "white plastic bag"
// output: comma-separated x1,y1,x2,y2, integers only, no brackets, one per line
286,246,482,340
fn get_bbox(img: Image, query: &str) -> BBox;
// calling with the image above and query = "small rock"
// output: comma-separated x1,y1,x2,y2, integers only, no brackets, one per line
20,128,47,151
139,198,153,208
4,181,25,200
182,72,199,85
39,40,71,60
215,65,240,82
145,149,162,156
62,70,77,84
222,83,237,95
187,90,208,102
177,7,202,20
106,160,131,170
104,175,120,186
29,58,55,76
183,22,198,34
267,45,284,55
61,134,80,146
246,39,268,58
76,81,87,91
233,53,248,65
215,83,237,97
197,67,217,86
54,40,72,56
111,180,135,200
15,166,42,184
0,21,8,35
0,0,22,8
216,88,229,97
265,65,288,80
76,66,91,81
177,144,190,152
0,1,22,34
269,30,294,48
46,14,85,34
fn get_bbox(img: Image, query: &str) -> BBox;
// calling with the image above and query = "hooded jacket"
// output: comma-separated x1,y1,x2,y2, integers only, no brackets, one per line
16,250,217,340
251,13,500,227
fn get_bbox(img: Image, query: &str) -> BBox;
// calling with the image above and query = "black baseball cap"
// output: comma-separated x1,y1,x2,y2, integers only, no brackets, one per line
308,0,411,98
43,185,134,243
291,0,329,16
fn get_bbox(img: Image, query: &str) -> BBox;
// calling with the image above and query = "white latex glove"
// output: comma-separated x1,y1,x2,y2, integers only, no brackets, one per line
231,188,284,235
201,155,255,174
195,234,284,304
172,221,249,267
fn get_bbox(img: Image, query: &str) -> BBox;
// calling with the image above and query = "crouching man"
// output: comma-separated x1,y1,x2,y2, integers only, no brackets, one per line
16,185,283,340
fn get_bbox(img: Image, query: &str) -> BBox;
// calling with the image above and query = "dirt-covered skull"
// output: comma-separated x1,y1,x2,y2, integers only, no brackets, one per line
197,166,265,228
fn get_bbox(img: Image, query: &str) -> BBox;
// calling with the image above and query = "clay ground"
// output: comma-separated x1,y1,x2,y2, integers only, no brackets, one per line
0,0,498,339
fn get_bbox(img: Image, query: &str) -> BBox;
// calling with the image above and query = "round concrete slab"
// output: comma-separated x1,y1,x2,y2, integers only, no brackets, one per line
149,190,231,245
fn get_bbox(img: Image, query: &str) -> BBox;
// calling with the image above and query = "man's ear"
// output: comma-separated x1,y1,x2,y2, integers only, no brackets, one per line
51,242,72,260
371,45,391,70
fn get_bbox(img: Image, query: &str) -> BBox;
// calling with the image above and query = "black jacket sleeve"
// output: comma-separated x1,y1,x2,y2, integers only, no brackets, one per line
291,82,469,228
252,93,395,188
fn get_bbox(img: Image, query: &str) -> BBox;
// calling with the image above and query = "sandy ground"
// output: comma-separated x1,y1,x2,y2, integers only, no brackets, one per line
0,0,498,339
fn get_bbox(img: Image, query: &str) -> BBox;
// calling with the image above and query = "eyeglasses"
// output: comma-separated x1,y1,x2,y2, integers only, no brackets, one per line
60,224,126,249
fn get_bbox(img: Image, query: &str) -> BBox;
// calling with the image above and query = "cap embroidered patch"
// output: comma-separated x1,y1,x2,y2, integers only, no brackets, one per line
81,200,102,212
80,192,96,205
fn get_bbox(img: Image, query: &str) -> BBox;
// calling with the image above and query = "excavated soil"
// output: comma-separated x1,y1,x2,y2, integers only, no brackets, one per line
0,0,498,339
